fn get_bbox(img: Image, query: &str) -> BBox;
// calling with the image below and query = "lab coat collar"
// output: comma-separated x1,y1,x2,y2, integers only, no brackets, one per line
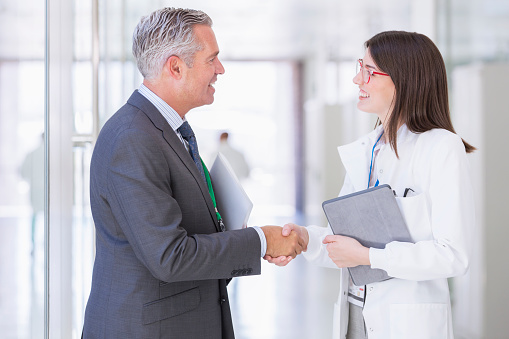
338,124,412,191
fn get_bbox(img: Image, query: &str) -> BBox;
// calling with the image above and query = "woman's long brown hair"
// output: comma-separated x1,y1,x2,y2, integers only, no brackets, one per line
366,31,475,156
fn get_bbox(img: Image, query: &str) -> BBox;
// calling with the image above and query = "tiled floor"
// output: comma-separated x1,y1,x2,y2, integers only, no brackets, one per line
0,211,44,339
227,213,342,339
229,255,341,339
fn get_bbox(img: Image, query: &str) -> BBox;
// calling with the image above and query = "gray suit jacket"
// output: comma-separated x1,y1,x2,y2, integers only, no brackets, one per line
83,91,261,339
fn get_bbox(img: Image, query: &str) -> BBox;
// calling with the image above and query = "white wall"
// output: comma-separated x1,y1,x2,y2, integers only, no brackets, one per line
452,63,509,338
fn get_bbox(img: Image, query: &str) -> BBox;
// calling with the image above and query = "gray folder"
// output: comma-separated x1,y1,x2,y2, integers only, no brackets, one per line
210,153,253,231
322,184,412,286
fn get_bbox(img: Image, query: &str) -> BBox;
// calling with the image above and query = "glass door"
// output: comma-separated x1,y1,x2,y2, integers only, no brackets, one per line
0,0,46,338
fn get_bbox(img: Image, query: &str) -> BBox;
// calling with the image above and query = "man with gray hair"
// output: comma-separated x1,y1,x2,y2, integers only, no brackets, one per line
82,7,305,339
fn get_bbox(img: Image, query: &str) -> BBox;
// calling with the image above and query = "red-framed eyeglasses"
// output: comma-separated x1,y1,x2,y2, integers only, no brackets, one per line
356,59,390,84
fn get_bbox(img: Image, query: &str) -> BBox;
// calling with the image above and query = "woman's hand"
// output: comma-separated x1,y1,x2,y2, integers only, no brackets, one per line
263,254,293,266
322,235,370,268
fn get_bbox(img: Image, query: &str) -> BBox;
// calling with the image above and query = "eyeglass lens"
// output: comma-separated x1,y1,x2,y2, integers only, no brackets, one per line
356,59,371,84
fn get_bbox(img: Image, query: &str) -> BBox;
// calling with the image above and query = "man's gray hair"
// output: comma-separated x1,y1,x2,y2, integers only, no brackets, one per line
132,8,212,80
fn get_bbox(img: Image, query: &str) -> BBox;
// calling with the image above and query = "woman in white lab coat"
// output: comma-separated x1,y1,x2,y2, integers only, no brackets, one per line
266,31,476,338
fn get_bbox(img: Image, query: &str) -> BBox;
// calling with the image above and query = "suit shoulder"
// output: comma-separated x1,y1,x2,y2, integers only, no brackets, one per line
98,103,152,141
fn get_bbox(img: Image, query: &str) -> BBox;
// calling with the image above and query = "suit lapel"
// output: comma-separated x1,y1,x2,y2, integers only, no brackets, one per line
126,91,221,232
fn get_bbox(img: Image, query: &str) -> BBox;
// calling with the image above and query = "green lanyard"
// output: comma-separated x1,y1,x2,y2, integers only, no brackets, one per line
200,158,225,232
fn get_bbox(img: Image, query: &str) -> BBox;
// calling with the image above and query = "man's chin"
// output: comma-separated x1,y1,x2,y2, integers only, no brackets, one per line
204,96,215,106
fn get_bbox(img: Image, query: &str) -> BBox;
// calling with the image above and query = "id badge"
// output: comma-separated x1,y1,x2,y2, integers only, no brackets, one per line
347,278,365,308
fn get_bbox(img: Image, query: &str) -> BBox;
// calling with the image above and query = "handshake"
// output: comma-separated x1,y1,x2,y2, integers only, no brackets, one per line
261,224,371,268
260,224,309,264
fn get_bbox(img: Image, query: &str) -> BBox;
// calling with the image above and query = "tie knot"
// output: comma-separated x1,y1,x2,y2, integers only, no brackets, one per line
178,121,195,140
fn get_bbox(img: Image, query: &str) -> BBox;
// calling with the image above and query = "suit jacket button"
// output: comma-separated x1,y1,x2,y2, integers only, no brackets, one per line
220,297,226,304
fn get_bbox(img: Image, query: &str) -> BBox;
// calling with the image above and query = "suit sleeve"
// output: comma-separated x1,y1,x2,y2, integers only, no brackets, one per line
105,128,261,283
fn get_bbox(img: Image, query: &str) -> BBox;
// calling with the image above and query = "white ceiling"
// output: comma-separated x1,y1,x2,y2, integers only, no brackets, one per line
1,0,508,64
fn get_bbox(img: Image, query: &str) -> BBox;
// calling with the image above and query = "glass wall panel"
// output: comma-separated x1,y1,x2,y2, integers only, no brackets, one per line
72,143,94,338
0,0,46,338
71,1,95,337
98,0,145,125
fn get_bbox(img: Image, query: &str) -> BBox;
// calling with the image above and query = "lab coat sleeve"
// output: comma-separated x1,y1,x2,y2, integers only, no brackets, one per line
302,225,337,269
369,133,474,281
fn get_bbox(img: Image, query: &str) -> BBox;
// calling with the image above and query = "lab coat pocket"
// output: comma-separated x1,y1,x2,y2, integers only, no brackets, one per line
396,193,432,242
390,303,448,339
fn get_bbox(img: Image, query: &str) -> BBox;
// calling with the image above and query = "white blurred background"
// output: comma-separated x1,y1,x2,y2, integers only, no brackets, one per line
0,0,508,338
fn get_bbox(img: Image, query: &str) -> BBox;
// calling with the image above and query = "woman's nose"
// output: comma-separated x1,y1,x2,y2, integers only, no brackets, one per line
353,71,363,85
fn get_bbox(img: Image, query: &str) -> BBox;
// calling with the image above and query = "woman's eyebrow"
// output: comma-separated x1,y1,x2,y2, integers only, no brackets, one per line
365,63,377,70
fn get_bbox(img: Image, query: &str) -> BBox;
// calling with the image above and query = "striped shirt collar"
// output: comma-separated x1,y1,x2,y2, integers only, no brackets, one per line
138,83,186,132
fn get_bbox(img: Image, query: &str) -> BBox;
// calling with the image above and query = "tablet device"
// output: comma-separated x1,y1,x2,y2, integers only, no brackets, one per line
322,184,412,285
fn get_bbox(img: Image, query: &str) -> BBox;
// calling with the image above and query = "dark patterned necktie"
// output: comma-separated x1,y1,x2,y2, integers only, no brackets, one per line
177,121,207,183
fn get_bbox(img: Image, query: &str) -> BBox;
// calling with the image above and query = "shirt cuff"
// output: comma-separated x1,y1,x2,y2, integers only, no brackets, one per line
251,226,267,257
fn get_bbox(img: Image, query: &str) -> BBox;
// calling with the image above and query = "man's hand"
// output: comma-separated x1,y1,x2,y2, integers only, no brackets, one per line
261,225,306,259
263,223,309,266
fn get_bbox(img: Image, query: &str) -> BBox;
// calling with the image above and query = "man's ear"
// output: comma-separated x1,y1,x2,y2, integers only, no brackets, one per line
165,56,183,80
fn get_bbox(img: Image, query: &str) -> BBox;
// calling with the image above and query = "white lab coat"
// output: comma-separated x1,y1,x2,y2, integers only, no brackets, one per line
303,124,474,339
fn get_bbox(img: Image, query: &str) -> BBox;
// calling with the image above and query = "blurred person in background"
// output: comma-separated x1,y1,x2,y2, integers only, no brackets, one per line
215,131,250,181
20,133,44,253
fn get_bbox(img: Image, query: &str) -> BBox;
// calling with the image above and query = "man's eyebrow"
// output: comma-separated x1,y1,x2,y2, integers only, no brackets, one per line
207,50,219,58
